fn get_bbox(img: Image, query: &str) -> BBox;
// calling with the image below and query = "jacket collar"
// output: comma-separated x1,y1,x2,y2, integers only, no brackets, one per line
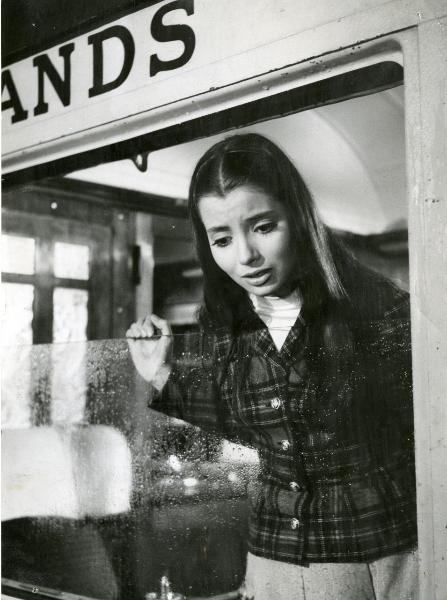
212,308,308,368
211,274,330,365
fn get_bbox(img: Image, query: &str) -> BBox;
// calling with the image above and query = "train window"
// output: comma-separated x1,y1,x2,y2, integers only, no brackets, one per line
53,287,89,342
53,242,90,281
2,61,415,600
1,234,36,275
0,209,121,343
1,235,37,346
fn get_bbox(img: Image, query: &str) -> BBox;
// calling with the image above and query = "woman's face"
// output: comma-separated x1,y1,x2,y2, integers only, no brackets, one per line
198,185,297,297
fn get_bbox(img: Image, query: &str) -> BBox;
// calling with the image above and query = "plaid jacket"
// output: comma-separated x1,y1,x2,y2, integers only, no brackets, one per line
151,261,416,564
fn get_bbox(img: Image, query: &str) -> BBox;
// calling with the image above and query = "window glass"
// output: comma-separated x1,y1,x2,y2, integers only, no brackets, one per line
1,337,256,599
53,288,88,342
50,343,87,425
1,282,34,346
1,234,35,275
54,242,89,280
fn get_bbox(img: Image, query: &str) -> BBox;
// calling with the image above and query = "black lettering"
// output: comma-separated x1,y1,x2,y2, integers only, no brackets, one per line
88,25,135,97
1,69,28,123
33,43,75,116
150,0,195,77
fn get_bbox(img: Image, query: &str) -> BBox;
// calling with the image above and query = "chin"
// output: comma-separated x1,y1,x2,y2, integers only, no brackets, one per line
248,283,281,297
252,281,296,298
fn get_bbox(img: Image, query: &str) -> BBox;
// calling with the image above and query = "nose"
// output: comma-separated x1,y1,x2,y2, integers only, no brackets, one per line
237,235,259,265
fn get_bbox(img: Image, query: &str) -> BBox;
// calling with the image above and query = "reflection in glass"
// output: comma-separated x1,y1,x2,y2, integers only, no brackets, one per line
1,345,32,429
54,242,89,280
53,287,88,342
1,282,34,346
1,338,257,598
1,234,35,275
51,343,87,425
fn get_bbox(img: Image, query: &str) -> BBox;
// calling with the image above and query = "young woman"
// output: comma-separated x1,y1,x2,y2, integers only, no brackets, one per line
127,133,417,599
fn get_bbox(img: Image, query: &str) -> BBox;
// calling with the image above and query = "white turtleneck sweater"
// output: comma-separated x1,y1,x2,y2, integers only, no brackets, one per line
249,289,302,350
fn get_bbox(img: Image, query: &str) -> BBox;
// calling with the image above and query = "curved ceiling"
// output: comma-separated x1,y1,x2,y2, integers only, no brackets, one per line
68,85,406,235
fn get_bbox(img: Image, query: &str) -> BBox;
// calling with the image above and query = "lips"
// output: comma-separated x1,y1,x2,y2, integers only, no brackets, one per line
242,268,272,285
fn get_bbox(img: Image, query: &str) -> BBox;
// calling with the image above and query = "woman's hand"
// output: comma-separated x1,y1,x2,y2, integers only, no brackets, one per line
126,315,172,390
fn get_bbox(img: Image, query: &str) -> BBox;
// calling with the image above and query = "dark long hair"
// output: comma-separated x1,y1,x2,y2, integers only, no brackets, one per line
188,133,348,333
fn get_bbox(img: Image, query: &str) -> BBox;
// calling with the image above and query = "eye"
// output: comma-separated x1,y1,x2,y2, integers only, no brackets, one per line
212,236,232,248
255,221,277,234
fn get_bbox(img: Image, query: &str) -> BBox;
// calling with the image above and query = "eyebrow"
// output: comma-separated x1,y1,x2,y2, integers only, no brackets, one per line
206,225,230,234
206,210,278,234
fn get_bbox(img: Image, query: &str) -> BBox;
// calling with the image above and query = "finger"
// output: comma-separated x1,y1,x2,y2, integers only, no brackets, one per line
126,321,139,337
136,318,147,328
127,323,146,339
151,314,171,336
126,324,138,338
127,317,154,338
141,315,155,338
127,319,145,337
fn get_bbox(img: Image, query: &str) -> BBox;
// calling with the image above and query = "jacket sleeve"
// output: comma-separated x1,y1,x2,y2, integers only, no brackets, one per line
150,360,218,427
365,293,414,457
149,332,253,446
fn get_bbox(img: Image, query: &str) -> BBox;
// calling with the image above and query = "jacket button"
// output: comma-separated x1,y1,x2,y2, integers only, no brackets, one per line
289,481,300,491
270,398,281,409
290,518,300,530
280,440,291,451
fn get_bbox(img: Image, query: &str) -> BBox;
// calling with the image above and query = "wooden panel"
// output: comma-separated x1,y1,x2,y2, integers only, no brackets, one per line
32,233,54,344
87,228,113,340
2,183,115,225
3,178,187,218
111,211,136,338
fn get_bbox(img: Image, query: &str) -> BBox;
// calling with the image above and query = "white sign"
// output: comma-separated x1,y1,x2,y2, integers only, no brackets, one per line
1,0,417,171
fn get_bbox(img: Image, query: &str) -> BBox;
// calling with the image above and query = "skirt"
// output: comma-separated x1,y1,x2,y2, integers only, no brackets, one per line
243,549,419,600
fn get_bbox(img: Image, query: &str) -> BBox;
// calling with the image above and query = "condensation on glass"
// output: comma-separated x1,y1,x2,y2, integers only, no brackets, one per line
1,282,34,347
53,287,88,342
1,336,258,599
